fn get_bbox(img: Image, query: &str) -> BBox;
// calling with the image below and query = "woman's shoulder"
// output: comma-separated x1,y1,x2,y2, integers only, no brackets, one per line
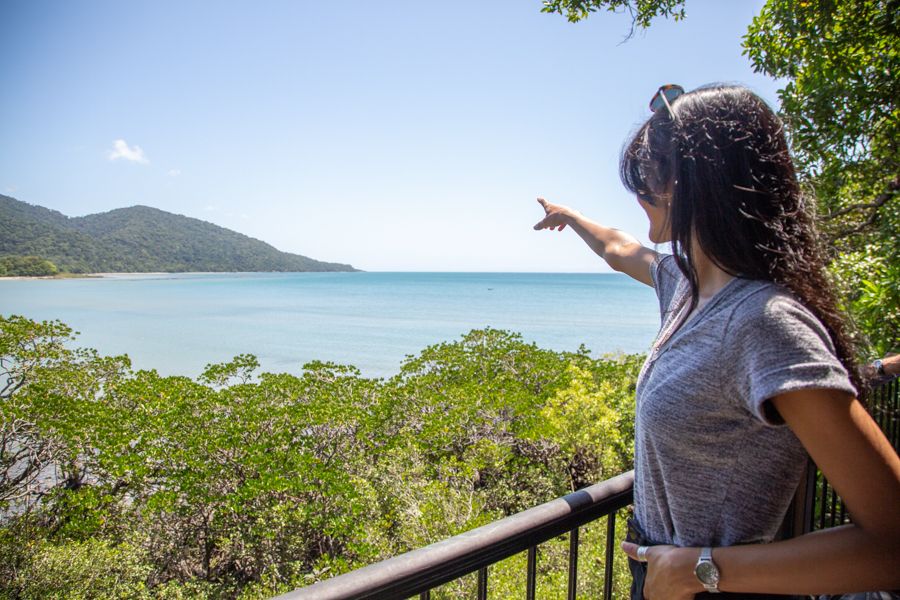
720,278,856,421
651,253,680,284
724,279,836,353
650,254,684,311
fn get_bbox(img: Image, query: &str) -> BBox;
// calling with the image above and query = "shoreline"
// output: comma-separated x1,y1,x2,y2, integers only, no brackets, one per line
0,272,170,281
0,270,618,281
0,271,355,281
0,273,102,281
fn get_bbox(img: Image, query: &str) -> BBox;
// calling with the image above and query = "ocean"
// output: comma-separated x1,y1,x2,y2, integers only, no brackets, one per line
0,272,659,378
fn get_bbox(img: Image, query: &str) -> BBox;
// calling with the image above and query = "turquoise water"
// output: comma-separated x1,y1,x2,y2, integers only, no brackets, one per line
0,272,659,378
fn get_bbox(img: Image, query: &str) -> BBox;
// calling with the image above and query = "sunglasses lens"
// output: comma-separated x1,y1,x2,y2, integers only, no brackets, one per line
649,84,685,112
662,85,684,103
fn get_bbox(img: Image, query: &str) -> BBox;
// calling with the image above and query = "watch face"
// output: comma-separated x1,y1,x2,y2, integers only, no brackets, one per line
696,561,720,585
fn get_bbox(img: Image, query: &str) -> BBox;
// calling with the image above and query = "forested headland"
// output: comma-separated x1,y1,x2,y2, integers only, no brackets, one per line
0,316,641,598
0,196,357,275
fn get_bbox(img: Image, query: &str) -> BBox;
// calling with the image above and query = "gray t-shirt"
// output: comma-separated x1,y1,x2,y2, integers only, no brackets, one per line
634,254,856,547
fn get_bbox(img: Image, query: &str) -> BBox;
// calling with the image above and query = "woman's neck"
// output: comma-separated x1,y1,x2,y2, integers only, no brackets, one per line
692,247,734,303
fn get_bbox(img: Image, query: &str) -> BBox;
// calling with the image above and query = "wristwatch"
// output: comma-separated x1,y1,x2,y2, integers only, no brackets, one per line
873,359,885,377
694,547,721,593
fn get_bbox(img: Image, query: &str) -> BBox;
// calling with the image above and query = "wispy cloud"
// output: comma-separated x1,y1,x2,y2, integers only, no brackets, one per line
108,139,149,164
167,169,181,177
203,204,218,212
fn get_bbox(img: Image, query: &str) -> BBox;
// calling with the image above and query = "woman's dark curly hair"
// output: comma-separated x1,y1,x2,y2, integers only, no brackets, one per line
620,84,863,393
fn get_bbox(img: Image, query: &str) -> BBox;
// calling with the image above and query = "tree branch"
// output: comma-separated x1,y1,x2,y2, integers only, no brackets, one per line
823,176,899,220
826,176,900,241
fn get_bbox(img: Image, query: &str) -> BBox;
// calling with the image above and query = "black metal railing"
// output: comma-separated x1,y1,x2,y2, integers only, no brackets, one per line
275,470,634,600
868,374,899,452
282,374,899,599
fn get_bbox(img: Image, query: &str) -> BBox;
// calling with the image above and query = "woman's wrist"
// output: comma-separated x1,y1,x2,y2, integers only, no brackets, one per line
560,207,582,225
663,547,706,595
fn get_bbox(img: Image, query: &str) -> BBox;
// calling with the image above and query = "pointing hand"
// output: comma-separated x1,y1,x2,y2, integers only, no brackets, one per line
533,197,575,232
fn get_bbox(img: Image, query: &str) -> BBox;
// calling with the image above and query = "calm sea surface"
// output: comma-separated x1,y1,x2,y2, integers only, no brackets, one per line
0,272,659,378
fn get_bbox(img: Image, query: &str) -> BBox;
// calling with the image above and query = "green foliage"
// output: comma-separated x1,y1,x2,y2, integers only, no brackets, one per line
0,195,356,274
830,239,900,356
530,359,639,486
744,0,898,181
0,255,59,276
199,353,261,386
743,0,899,354
540,0,685,27
10,539,154,600
0,316,642,598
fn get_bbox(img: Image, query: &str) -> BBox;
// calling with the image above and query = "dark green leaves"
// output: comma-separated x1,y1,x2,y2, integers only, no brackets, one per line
0,317,643,596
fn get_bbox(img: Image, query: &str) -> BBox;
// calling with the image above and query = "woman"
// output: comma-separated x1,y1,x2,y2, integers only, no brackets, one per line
534,85,900,599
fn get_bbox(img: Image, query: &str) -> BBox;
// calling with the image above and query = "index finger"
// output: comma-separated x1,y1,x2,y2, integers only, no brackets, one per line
536,197,548,208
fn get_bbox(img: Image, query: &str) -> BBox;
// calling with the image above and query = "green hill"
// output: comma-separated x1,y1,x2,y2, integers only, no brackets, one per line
0,195,357,273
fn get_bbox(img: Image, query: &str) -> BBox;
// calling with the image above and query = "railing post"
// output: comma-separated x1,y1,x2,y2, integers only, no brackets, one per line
567,527,579,600
477,566,487,600
526,546,537,600
604,512,617,600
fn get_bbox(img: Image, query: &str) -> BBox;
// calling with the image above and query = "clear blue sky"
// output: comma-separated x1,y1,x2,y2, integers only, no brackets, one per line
0,0,781,272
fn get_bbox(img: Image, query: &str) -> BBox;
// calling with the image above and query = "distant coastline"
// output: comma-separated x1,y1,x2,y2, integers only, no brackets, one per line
0,273,100,281
0,271,363,281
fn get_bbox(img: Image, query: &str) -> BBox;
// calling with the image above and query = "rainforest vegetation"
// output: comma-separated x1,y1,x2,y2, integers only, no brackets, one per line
0,316,642,598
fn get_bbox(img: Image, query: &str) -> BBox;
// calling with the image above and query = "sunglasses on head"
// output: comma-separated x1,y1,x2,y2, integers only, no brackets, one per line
649,84,685,113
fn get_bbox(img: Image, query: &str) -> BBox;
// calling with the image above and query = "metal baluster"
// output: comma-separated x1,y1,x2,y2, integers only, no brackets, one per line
892,381,898,447
890,381,898,446
526,546,537,600
419,591,430,600
888,394,895,448
604,512,617,600
477,566,487,600
567,528,579,600
829,485,839,528
818,472,828,530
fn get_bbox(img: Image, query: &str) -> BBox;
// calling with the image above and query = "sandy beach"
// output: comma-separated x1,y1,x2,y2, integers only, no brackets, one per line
1,272,172,281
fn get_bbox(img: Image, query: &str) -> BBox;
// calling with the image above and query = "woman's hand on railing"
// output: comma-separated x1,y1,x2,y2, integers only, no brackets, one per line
621,541,702,600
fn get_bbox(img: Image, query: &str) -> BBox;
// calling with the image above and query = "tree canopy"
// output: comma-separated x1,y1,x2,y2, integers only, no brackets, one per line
0,315,642,597
745,0,899,354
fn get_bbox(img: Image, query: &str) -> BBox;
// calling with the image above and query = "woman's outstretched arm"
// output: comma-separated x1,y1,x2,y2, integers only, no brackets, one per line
533,197,657,286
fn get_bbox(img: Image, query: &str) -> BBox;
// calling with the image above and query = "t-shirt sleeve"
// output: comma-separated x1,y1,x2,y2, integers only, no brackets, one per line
724,289,857,425
650,254,683,318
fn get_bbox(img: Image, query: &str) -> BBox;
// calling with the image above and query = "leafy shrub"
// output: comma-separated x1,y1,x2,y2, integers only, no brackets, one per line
1,316,642,598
